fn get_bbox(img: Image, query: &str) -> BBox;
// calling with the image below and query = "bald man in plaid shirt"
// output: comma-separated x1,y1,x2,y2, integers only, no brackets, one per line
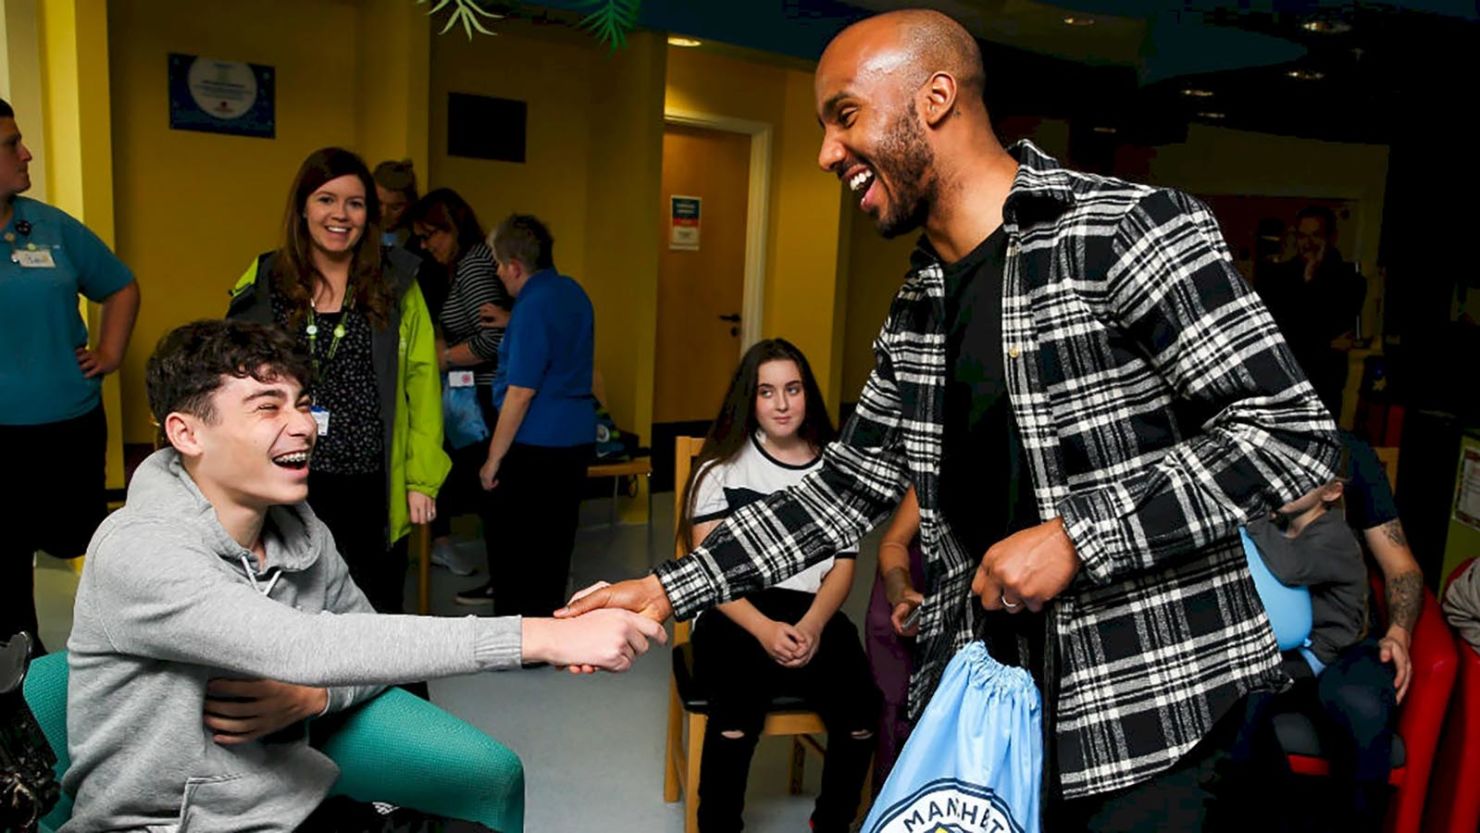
566,10,1337,830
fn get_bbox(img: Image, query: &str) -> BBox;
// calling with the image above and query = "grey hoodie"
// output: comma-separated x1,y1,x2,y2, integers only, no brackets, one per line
63,450,522,832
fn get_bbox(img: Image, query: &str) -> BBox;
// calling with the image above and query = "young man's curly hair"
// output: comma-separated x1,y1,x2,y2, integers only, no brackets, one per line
145,319,311,447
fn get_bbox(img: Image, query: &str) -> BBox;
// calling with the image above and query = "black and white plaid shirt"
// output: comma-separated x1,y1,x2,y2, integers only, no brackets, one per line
655,141,1338,798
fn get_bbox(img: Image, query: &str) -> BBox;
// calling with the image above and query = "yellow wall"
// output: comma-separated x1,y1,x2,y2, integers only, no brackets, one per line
428,20,595,283
664,47,851,417
582,32,665,454
357,1,430,180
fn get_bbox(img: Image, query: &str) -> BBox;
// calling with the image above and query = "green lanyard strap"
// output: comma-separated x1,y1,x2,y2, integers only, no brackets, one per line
305,290,356,379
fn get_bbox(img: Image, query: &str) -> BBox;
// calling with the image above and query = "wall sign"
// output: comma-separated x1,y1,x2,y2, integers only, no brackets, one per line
1457,447,1480,531
670,195,701,251
169,53,275,139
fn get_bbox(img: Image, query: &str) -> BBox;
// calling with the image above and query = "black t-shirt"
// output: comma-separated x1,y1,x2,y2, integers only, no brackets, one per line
1341,430,1398,534
934,227,1042,670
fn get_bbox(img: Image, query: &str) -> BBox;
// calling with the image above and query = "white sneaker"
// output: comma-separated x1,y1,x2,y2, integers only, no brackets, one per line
430,540,478,576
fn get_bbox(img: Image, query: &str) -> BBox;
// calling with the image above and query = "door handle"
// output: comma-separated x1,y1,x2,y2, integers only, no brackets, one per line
718,313,741,323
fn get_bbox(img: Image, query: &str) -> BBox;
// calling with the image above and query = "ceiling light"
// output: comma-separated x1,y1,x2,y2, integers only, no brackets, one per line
1063,16,1095,26
1093,126,1118,134
1301,20,1352,34
1196,111,1227,120
1181,88,1215,98
1286,69,1326,81
667,36,702,47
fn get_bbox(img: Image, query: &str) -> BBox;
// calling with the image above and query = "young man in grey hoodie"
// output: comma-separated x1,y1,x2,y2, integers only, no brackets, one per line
62,319,664,832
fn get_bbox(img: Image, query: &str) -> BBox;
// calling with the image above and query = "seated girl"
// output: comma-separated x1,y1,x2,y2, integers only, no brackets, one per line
681,338,881,833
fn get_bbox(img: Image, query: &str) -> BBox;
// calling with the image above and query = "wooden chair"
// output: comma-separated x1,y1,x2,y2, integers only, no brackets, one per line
661,436,836,833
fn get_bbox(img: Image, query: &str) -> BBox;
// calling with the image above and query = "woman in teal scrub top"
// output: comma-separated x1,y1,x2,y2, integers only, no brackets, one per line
0,97,141,654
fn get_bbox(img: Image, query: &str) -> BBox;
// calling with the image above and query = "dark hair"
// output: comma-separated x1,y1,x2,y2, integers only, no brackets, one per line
146,319,311,448
676,338,836,549
1296,205,1337,237
0,98,13,119
490,214,555,272
372,159,418,201
406,187,484,264
273,147,393,328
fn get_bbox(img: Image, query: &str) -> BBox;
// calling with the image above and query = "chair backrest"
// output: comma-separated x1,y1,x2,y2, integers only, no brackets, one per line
672,436,705,646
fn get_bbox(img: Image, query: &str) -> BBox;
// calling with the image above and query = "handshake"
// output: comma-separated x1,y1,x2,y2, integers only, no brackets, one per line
530,578,675,674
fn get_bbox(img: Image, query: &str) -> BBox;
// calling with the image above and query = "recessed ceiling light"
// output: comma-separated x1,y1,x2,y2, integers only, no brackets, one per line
667,36,702,47
1063,16,1095,26
1093,126,1118,134
1181,88,1215,98
1286,69,1326,81
1301,20,1352,34
1196,111,1227,120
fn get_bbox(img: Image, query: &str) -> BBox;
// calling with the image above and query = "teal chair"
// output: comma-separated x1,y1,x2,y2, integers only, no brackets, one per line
21,652,524,832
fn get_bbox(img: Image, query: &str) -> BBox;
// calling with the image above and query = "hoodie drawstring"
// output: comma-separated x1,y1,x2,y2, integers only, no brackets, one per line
238,553,283,598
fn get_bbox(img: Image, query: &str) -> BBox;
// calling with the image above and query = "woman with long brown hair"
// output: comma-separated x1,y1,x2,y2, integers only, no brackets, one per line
228,147,449,614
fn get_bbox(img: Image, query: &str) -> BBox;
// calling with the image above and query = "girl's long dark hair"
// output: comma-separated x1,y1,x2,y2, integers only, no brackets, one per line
272,147,393,329
676,338,835,550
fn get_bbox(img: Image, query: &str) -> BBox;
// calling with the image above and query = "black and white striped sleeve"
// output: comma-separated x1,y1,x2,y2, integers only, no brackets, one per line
449,246,510,362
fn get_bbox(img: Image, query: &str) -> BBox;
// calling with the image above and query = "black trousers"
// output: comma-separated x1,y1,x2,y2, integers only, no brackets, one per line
1051,695,1249,833
1225,641,1396,833
308,470,403,614
488,442,592,618
0,405,108,654
295,796,493,832
691,588,881,833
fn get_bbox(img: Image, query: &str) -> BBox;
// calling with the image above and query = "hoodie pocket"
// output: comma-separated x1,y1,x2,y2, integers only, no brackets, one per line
177,773,247,833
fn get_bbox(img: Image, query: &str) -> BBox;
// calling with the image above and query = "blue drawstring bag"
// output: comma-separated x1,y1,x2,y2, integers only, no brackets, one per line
862,641,1043,833
441,376,490,450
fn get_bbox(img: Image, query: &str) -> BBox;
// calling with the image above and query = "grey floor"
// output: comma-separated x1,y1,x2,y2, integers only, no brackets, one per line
34,492,884,833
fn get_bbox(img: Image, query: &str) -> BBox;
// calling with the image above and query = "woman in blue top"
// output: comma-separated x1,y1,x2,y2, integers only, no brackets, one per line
0,98,140,653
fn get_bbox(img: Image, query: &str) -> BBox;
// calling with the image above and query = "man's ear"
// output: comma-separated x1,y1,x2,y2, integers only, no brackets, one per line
1321,479,1345,506
163,412,205,457
920,71,959,128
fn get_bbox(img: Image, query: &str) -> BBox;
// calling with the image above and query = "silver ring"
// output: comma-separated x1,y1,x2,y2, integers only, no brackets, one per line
1001,593,1020,610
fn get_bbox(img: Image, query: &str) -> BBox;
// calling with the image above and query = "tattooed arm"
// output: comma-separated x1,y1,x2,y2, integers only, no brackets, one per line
1364,518,1424,703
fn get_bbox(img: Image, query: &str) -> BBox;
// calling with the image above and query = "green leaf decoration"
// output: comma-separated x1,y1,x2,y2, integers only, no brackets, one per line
418,0,642,49
418,0,503,40
574,0,641,51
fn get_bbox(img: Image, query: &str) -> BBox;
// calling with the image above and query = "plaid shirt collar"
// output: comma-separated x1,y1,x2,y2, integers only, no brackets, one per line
908,140,1074,272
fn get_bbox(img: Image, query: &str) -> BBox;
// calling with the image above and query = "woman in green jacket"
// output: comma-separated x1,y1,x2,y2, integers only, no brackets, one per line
228,147,449,614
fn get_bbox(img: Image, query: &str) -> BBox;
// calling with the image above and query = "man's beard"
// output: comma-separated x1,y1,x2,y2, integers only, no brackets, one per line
872,104,937,239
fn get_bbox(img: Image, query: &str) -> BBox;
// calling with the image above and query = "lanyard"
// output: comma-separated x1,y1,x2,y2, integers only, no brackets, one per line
305,290,355,379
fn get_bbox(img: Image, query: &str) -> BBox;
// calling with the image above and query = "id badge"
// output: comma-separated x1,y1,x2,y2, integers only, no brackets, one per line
448,370,475,388
310,406,331,436
13,249,57,268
